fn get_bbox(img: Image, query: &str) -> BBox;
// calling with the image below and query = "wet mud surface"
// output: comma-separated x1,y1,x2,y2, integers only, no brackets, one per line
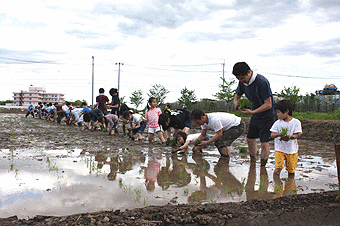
0,113,340,225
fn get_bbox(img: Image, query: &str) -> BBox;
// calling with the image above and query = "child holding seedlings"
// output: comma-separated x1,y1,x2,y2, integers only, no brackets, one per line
145,97,166,144
174,131,210,153
122,111,147,141
190,110,245,157
270,99,302,178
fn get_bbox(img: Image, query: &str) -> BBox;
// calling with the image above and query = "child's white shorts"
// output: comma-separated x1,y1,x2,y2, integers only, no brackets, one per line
148,127,162,134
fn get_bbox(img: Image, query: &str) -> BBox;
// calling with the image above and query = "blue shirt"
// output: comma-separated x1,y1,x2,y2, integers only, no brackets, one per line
82,106,90,113
236,73,275,119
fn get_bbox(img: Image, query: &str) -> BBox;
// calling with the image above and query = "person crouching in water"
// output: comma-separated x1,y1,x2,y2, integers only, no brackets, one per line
145,97,166,144
105,113,119,136
175,131,210,154
122,111,147,141
83,108,105,131
190,110,245,158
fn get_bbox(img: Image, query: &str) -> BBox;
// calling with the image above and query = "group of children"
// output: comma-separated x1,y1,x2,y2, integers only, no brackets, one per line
25,95,302,181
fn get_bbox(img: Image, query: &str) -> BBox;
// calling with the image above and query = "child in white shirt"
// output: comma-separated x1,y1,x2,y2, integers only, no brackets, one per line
270,100,302,178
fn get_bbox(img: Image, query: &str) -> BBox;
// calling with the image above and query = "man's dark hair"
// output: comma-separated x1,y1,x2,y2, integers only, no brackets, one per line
274,99,293,116
109,88,118,96
176,131,187,143
190,109,205,120
158,113,170,129
83,113,92,122
122,111,132,119
66,102,71,106
81,102,87,106
99,88,105,93
232,62,251,76
119,104,130,115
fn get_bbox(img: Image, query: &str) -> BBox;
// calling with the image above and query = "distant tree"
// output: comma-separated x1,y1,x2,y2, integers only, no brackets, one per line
178,87,198,109
0,100,14,105
130,90,144,110
66,99,87,107
148,84,170,106
213,77,236,103
120,96,126,104
279,86,301,107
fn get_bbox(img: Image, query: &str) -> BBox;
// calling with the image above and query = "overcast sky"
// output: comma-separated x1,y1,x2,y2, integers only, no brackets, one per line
1,0,340,106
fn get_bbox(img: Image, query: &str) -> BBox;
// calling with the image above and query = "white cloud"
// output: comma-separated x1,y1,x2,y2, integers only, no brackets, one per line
1,0,340,103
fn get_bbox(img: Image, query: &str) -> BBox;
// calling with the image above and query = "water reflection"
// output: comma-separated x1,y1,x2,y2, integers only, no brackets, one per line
0,143,338,219
245,163,273,200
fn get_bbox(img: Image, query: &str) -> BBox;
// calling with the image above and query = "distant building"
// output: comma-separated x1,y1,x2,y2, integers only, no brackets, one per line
12,86,65,107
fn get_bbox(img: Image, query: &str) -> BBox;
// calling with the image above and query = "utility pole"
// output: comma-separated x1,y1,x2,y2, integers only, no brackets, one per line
92,56,94,107
115,62,124,93
222,59,225,86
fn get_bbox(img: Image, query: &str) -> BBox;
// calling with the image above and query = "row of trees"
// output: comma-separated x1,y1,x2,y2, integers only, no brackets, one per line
65,78,338,113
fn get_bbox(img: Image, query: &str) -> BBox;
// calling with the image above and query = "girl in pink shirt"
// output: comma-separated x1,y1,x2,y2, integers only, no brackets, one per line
145,97,166,144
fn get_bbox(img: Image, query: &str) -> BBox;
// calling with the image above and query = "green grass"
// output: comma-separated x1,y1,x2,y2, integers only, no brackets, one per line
293,110,340,120
229,110,340,120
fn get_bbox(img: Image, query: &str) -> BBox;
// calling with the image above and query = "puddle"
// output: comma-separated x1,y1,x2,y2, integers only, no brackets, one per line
0,141,338,219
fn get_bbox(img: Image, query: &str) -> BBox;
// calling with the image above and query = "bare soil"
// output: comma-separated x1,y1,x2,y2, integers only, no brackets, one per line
1,112,340,226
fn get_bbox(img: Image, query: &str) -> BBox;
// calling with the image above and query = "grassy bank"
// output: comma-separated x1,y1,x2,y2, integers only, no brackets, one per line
230,109,340,121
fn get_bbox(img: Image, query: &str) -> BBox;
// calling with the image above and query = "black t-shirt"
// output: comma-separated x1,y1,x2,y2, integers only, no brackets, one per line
111,96,120,114
169,109,191,129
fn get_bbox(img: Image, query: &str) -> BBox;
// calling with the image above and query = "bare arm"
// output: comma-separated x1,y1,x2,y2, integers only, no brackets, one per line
233,94,241,110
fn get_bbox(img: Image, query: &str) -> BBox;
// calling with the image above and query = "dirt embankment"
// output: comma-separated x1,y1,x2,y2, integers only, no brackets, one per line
1,191,339,226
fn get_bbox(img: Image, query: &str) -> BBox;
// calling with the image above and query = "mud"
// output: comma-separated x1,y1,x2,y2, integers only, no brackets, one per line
0,113,340,225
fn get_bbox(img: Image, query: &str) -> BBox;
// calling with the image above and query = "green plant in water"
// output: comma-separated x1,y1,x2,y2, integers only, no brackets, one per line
224,186,234,197
209,197,217,204
239,146,248,153
134,188,141,200
239,98,253,109
184,188,189,195
118,178,123,188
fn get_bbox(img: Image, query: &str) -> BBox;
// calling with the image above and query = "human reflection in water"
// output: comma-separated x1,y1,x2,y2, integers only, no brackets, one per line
245,163,274,201
273,175,297,198
144,155,161,192
213,157,243,197
107,155,120,181
119,152,146,175
157,154,191,190
187,154,219,203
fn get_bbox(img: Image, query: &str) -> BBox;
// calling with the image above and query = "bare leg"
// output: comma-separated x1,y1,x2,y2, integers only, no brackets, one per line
247,138,257,162
218,146,230,157
260,142,270,166
148,133,154,143
157,131,166,143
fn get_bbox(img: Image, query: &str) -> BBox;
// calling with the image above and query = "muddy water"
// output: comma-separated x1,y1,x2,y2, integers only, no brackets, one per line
0,115,339,219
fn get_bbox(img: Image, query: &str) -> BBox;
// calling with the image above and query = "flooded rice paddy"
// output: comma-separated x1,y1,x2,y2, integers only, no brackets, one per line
0,114,338,219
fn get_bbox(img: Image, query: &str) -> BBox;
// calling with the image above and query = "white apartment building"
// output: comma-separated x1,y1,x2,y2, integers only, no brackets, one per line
13,86,65,107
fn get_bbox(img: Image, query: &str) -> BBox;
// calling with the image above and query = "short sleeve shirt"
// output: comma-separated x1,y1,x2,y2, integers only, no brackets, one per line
201,112,241,132
236,73,276,119
270,118,302,154
145,108,162,128
96,94,109,113
131,114,145,125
